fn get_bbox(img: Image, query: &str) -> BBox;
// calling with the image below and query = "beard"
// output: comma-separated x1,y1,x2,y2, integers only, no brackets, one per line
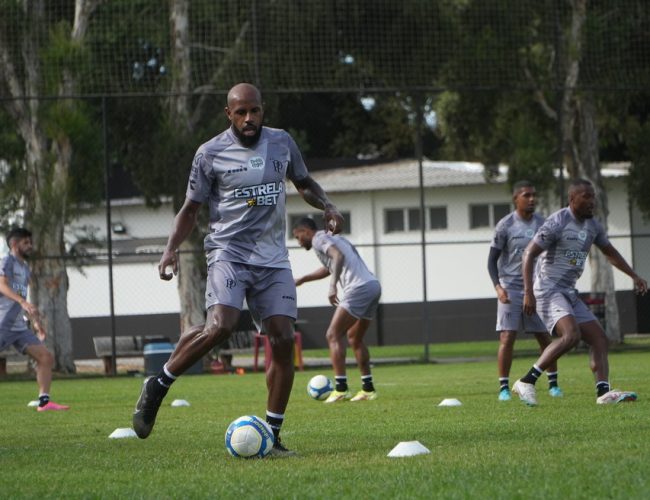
232,124,262,147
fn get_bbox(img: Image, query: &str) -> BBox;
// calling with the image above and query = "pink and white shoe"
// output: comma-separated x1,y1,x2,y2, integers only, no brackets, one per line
37,401,70,412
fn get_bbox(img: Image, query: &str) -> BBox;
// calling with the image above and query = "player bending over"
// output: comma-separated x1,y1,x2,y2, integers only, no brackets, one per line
293,217,381,403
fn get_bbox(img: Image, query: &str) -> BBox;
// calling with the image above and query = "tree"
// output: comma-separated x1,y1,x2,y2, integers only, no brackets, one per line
437,0,650,342
0,0,103,371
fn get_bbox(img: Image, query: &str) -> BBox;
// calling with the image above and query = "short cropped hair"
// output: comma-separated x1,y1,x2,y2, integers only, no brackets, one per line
293,217,317,231
512,180,534,195
568,178,593,196
6,227,32,247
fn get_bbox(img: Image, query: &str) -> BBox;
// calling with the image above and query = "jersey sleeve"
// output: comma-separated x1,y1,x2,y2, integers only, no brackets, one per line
593,219,611,248
0,256,11,278
285,133,309,182
312,231,334,254
533,217,561,250
186,148,212,203
490,220,508,250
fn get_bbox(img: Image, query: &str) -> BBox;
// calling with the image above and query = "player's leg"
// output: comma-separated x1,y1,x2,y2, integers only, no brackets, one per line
324,306,358,402
513,291,578,405
262,314,295,444
133,306,239,438
247,267,299,455
18,331,68,411
497,330,516,401
347,318,378,401
532,331,563,397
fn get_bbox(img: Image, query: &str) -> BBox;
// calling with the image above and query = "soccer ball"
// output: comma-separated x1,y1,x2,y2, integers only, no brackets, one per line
224,415,275,458
307,374,334,401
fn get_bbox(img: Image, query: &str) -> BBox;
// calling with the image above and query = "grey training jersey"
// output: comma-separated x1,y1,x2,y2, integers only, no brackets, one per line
491,211,545,290
0,254,29,331
532,207,610,292
311,231,379,294
187,126,309,268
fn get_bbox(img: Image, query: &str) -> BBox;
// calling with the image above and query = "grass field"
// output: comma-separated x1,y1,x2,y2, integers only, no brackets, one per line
1,348,649,499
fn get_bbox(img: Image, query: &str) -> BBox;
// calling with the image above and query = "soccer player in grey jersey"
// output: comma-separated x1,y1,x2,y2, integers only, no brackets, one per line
0,228,69,411
512,179,647,406
488,181,562,402
133,83,344,455
293,218,382,403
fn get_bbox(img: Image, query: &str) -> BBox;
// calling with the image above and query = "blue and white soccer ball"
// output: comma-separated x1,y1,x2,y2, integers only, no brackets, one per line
307,374,334,401
225,415,275,458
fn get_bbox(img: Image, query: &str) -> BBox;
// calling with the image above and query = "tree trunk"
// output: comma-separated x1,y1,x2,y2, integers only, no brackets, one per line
579,95,621,343
170,0,207,334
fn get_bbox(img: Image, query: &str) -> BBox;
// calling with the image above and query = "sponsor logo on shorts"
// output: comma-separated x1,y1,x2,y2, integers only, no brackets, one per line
282,295,295,301
235,181,284,207
225,278,236,289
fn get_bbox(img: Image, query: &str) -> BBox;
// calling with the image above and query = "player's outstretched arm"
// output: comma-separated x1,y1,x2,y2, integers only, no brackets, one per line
292,176,344,234
522,241,544,315
599,244,648,295
159,198,202,281
295,266,330,286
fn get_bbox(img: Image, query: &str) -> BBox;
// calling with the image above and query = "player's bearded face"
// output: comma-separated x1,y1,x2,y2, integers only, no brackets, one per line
233,121,262,147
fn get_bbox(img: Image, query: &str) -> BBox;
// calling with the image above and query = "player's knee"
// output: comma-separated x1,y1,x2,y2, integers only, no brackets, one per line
561,331,581,350
202,323,232,348
37,349,54,369
268,332,294,360
499,331,516,347
326,329,342,345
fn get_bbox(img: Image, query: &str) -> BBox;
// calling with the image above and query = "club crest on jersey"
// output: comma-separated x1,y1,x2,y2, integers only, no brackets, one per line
248,156,265,170
525,228,535,238
578,230,587,241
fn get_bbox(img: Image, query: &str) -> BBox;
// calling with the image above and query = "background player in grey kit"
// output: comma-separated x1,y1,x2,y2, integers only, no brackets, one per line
488,181,562,402
513,178,647,406
293,217,381,402
0,227,69,411
132,83,344,455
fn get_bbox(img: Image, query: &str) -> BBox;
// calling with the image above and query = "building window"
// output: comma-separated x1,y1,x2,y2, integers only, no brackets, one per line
288,212,351,236
429,206,447,230
384,209,403,233
385,206,448,233
470,203,511,229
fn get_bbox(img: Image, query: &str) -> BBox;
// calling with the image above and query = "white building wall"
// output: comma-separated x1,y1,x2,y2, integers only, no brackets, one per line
63,174,636,316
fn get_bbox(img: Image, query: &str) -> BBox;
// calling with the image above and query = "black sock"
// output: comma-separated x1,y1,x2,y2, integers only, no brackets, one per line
521,365,543,385
499,377,509,392
38,394,50,407
266,411,284,441
335,376,348,392
361,374,374,392
547,371,559,389
156,365,177,389
596,381,610,397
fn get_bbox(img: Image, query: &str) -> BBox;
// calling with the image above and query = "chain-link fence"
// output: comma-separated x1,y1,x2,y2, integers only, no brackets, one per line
1,1,649,365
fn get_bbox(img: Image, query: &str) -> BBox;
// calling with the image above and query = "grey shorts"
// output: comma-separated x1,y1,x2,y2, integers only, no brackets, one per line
496,288,547,333
535,288,597,335
0,328,41,354
340,280,382,320
206,261,297,322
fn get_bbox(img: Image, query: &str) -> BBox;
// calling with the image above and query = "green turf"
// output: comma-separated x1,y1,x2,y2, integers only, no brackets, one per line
1,351,649,499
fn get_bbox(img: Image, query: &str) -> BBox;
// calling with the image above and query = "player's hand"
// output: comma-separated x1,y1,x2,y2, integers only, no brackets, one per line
158,249,178,281
328,284,339,306
523,290,536,316
295,277,304,287
20,299,39,318
324,206,344,234
495,285,510,304
633,276,648,295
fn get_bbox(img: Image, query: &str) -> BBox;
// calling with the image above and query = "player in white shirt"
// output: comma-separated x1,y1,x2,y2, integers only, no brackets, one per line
293,218,381,402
